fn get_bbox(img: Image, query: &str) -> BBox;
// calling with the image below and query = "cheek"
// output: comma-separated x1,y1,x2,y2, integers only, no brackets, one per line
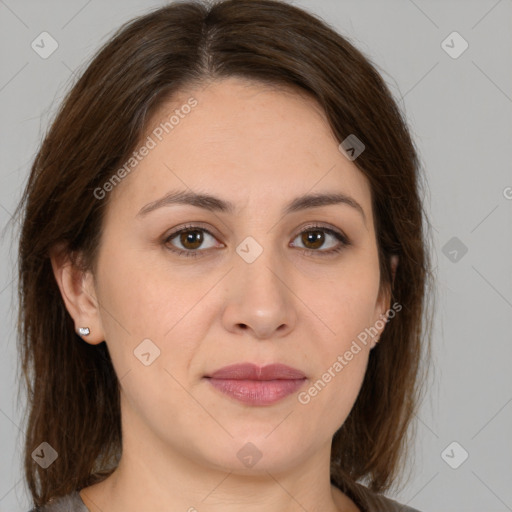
296,340,369,441
94,247,217,384
93,261,202,422
296,266,378,423
318,271,381,350
299,305,372,431
96,243,206,338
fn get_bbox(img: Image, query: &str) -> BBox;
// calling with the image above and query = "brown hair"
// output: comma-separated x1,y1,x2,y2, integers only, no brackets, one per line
14,0,435,507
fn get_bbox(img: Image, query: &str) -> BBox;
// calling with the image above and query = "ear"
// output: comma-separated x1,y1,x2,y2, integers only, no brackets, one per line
49,243,105,345
371,254,399,349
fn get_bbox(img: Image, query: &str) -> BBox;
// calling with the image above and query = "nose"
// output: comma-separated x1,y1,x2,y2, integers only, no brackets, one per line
221,249,298,340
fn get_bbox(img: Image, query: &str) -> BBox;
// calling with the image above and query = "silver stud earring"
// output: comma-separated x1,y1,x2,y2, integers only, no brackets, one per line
78,327,90,336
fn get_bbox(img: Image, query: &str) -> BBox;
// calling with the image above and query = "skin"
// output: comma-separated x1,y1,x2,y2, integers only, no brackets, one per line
51,77,398,512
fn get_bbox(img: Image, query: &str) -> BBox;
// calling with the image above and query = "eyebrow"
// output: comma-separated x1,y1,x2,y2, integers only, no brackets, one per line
137,189,366,224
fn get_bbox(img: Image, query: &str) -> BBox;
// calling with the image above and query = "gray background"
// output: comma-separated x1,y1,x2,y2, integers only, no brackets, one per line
1,1,511,511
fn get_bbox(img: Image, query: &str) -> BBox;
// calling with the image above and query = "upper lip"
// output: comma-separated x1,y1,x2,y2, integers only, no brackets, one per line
206,363,306,380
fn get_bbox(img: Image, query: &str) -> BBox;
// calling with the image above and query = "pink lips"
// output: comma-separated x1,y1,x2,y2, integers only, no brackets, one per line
205,363,306,406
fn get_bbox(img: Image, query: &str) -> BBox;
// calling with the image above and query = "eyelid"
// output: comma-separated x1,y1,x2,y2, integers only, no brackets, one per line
164,223,224,248
165,221,348,241
293,222,349,242
165,222,221,238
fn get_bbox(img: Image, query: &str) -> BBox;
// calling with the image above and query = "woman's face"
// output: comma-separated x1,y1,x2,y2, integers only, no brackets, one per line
74,77,393,475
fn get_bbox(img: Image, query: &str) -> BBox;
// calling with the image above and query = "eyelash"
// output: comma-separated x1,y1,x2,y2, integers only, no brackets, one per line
163,223,351,259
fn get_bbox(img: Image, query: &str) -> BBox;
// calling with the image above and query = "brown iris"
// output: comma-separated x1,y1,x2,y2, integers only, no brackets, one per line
301,230,325,250
179,230,204,250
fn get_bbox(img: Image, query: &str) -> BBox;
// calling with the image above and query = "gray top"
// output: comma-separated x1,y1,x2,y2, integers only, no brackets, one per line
28,488,421,512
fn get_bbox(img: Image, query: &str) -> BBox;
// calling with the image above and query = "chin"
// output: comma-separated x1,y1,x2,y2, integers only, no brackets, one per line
194,432,311,474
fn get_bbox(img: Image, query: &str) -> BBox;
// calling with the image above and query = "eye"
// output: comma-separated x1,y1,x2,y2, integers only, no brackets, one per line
290,224,350,256
163,223,350,259
164,224,221,258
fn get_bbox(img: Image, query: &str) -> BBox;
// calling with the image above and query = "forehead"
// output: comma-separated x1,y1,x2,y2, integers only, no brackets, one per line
107,77,372,221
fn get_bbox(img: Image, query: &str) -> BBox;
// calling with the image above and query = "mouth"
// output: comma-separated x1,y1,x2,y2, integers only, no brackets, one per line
204,363,307,406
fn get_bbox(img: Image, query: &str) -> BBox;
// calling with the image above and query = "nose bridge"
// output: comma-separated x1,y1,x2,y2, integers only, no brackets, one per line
237,234,287,305
222,233,297,338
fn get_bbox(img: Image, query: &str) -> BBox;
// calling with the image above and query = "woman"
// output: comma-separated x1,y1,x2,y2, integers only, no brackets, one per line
17,1,434,511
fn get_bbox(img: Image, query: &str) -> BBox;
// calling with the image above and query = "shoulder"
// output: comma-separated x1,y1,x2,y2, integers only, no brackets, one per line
349,482,423,512
26,490,89,512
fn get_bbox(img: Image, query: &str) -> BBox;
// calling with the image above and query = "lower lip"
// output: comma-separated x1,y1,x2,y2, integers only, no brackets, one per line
206,378,306,406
